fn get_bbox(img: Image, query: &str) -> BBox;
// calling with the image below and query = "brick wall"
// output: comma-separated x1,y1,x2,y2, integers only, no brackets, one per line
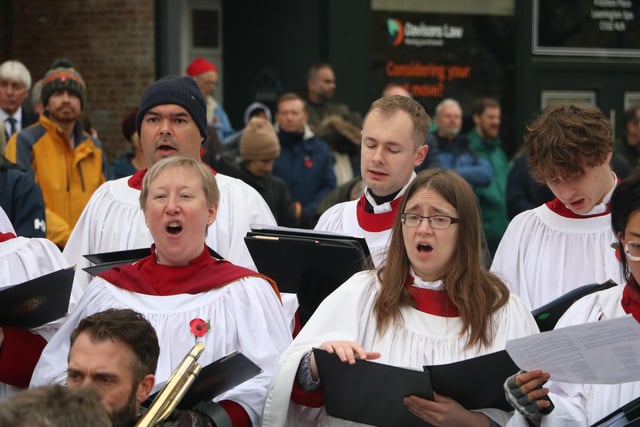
3,0,155,163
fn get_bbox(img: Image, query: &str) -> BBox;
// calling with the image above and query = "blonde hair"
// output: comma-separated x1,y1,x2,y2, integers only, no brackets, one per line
139,155,219,211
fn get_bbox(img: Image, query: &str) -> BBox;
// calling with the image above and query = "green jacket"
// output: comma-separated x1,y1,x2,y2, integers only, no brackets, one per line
467,129,509,250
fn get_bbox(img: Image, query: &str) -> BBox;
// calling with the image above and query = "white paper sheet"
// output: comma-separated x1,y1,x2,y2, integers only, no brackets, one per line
506,316,640,384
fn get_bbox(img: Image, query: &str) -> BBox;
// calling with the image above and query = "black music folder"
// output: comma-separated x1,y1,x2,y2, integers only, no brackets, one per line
424,350,519,411
245,225,372,324
313,348,433,427
0,266,75,329
532,280,618,332
145,351,262,410
83,247,223,275
591,395,640,426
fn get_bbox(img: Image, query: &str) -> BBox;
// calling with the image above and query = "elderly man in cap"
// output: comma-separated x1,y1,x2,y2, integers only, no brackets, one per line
5,59,106,248
187,57,235,141
62,76,281,311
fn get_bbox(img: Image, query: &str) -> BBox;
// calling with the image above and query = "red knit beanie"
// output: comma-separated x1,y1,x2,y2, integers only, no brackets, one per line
186,58,218,77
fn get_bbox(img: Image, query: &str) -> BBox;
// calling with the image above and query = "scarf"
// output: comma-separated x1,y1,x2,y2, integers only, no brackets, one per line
405,273,459,317
545,174,618,219
621,275,640,323
0,231,16,242
99,245,278,297
545,198,610,219
356,194,403,232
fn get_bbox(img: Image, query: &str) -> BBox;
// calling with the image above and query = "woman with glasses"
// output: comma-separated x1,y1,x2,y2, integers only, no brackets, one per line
507,174,640,426
263,168,538,426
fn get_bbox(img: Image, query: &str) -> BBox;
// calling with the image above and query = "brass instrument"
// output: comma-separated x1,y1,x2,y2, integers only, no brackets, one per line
136,341,205,426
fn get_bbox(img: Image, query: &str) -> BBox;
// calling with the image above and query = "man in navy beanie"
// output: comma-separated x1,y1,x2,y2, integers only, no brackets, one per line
61,76,288,323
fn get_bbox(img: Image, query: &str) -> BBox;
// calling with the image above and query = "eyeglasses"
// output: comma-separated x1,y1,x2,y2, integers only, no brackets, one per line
624,241,640,262
400,213,460,229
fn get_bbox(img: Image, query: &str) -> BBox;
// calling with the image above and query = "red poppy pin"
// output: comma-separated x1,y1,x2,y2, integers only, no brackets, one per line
189,318,210,342
304,156,313,168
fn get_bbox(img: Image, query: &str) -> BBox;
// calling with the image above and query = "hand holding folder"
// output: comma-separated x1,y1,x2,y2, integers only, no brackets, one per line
313,348,521,426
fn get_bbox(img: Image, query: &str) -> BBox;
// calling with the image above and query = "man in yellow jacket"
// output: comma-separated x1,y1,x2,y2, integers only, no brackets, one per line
6,59,106,248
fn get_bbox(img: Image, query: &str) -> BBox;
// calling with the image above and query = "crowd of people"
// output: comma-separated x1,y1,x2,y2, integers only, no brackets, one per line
1,54,640,427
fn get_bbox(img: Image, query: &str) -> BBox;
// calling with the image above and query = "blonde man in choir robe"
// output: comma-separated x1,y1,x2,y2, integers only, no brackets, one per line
314,95,429,267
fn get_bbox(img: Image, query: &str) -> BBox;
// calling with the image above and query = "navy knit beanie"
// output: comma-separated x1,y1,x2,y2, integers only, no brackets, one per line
135,76,208,139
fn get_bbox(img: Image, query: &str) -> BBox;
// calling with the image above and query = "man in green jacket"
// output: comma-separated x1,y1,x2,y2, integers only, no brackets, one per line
468,97,509,257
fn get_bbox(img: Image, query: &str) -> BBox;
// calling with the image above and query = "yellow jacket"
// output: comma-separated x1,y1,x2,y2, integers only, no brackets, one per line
6,114,106,247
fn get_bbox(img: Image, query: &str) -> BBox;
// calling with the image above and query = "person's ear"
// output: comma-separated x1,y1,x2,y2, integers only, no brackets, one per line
136,374,155,404
207,204,218,226
414,144,428,167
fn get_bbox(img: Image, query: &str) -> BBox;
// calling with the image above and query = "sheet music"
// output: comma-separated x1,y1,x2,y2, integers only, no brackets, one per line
506,316,640,384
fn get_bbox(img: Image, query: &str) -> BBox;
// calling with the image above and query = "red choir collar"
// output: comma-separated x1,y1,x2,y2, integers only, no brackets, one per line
405,275,459,317
98,245,278,297
545,176,619,219
545,198,611,219
356,195,403,232
127,165,218,190
621,276,640,323
0,231,16,242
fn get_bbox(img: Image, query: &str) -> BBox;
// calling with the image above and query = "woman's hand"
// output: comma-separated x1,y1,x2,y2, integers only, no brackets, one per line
309,340,381,380
404,392,491,427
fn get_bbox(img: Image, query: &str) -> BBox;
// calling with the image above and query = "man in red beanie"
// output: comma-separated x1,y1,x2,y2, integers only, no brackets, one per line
186,57,235,142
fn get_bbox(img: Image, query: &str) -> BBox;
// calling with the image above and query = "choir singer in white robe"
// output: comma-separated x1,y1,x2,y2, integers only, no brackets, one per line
263,168,538,426
62,76,277,310
314,95,429,267
31,156,293,426
0,218,70,400
506,174,640,427
491,104,624,310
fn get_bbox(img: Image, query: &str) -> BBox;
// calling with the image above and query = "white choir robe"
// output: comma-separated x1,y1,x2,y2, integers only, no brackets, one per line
0,207,14,234
61,174,300,318
491,205,624,310
30,275,293,425
315,176,415,268
508,285,638,427
262,270,539,427
0,236,70,400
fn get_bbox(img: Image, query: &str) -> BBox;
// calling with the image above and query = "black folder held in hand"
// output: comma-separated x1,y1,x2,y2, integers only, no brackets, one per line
424,350,518,412
144,351,262,410
0,266,75,329
591,395,640,426
313,348,433,427
314,348,520,426
245,225,372,324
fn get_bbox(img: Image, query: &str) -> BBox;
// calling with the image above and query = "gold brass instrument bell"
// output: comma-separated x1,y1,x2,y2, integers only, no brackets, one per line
136,341,205,426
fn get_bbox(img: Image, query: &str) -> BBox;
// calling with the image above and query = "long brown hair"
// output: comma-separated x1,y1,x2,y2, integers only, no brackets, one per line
374,169,510,348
